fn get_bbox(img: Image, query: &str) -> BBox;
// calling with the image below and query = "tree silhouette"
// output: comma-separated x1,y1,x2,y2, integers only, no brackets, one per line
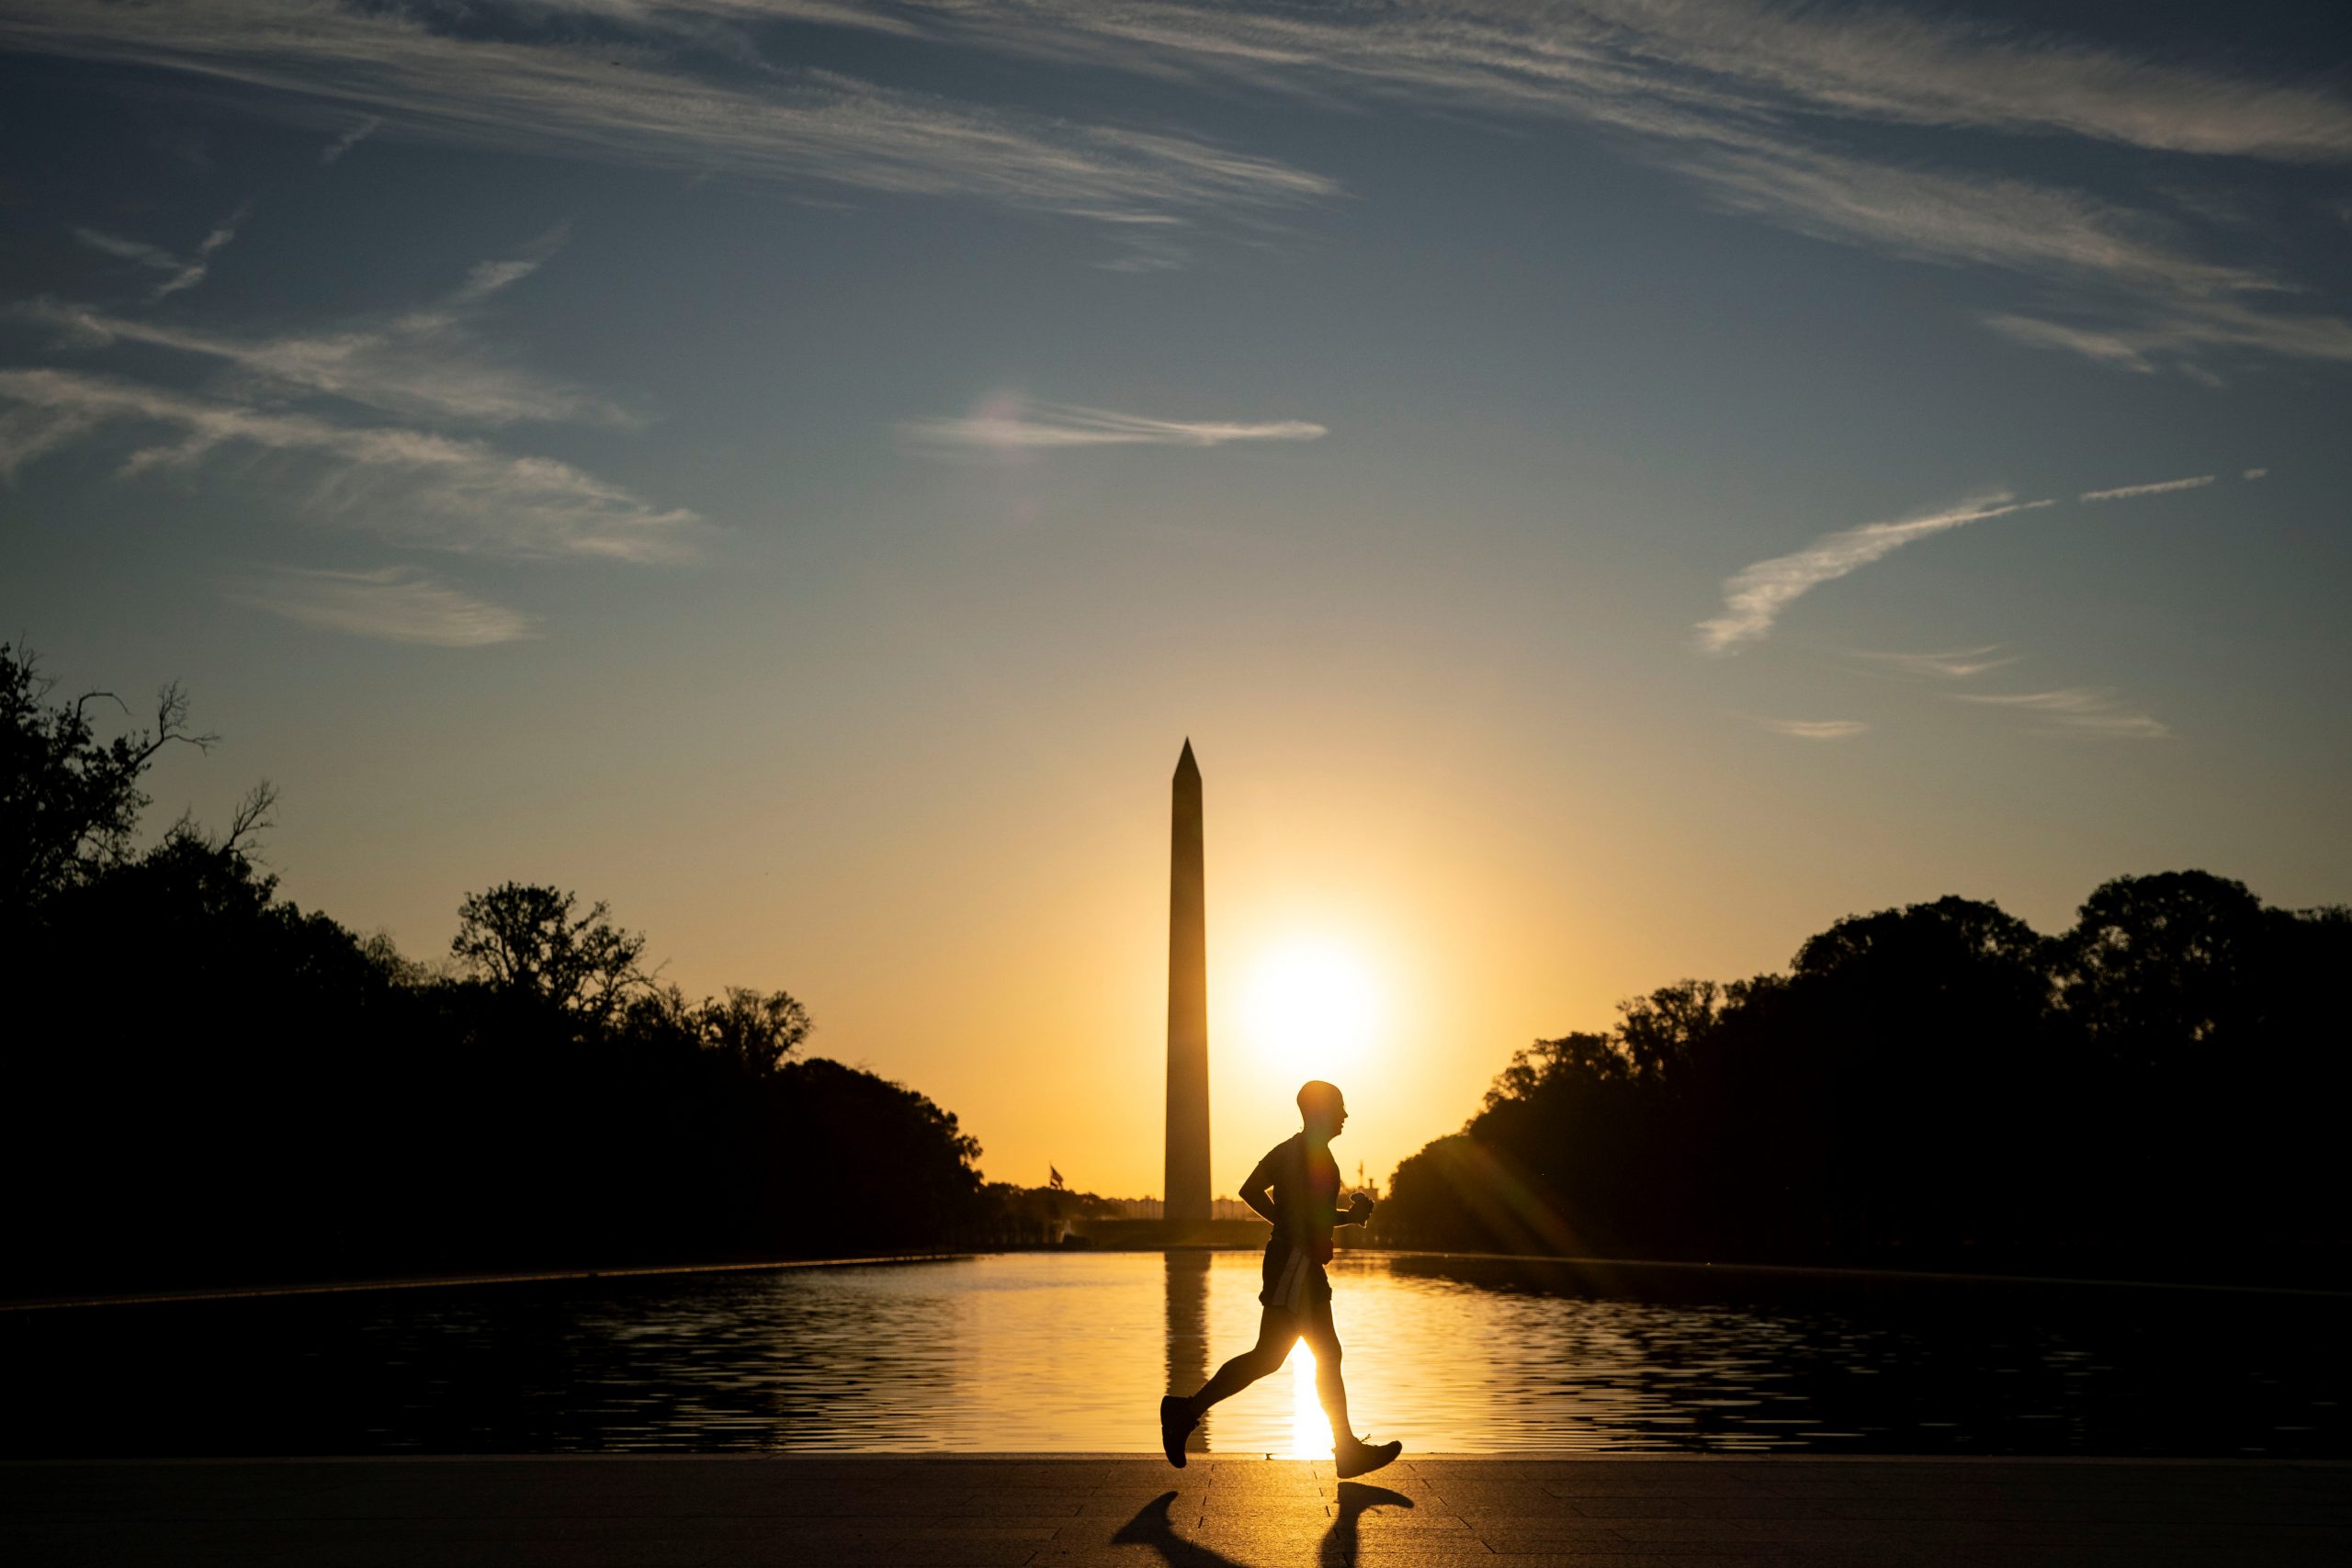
695,986,813,1075
6,650,988,1299
2057,870,2267,1067
2,642,215,919
1383,882,2350,1283
451,881,649,1021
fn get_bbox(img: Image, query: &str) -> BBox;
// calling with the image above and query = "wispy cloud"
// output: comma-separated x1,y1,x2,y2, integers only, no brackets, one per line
448,258,544,307
904,396,1327,453
22,238,624,428
2078,474,2216,503
887,1,2352,159
1955,686,2169,739
1758,717,1868,740
150,206,247,299
73,206,248,300
1698,492,2052,654
1674,146,2278,299
14,219,683,637
2243,467,2268,479
72,227,180,271
222,564,536,645
0,368,695,561
1982,315,2154,374
320,114,379,165
14,1,2346,346
0,0,1336,231
1854,645,2020,680
859,1,2352,367
1985,298,2352,373
1602,0,2352,159
1709,466,2259,671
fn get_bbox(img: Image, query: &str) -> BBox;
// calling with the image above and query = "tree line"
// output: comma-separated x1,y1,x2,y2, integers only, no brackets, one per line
1380,874,2351,1283
2,646,989,1297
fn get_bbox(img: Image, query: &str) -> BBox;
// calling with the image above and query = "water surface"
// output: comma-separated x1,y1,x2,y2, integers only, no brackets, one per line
5,1251,2344,1456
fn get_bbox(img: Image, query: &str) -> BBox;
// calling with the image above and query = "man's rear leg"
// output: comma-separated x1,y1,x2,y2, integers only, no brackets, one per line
1162,1306,1298,1467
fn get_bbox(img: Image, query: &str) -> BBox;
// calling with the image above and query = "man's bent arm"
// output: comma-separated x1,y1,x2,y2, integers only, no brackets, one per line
1239,1152,1279,1225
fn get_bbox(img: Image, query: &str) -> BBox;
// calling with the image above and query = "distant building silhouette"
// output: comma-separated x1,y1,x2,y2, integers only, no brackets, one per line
1097,1197,1263,1222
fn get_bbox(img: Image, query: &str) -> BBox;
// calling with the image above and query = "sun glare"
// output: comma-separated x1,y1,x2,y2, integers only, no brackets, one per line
1240,937,1380,1084
1286,1340,1325,1458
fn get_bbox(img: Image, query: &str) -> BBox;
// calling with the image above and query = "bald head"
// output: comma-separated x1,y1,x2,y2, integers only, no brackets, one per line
1297,1079,1347,1137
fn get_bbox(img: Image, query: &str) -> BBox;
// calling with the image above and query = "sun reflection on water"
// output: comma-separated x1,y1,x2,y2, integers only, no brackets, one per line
1285,1338,1324,1458
14,1248,2340,1457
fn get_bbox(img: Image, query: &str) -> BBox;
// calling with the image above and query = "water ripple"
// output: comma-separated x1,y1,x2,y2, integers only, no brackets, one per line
4,1251,2344,1456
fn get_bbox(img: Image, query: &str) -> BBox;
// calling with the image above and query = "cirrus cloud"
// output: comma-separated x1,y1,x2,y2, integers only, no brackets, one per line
222,564,537,645
74,203,250,300
21,237,628,430
1954,686,2169,740
1758,717,1869,740
1852,644,2021,680
2078,474,2215,502
1698,492,2052,654
0,367,696,561
903,396,1327,453
0,0,1337,231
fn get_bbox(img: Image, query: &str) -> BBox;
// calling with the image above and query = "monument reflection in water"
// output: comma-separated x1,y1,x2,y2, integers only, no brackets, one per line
6,1250,2346,1458
1165,1250,1211,1444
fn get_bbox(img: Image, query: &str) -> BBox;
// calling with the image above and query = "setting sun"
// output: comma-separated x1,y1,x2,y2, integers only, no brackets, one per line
1240,937,1381,1086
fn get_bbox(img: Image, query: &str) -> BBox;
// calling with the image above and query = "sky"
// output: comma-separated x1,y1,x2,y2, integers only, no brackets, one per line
3,1,2348,1199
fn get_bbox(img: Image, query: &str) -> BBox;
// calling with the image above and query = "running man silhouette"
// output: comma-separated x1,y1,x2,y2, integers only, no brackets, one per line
1159,1079,1401,1477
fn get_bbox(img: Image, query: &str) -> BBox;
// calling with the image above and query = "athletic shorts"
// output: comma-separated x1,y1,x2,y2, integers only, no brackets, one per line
1260,1239,1333,1318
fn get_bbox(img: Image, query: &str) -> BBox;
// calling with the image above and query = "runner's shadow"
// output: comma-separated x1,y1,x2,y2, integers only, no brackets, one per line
1113,1493,1248,1568
1321,1482,1414,1568
1112,1483,1415,1568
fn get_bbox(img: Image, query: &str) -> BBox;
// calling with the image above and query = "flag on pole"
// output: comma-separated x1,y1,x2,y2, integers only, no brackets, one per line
1048,1165,1065,1190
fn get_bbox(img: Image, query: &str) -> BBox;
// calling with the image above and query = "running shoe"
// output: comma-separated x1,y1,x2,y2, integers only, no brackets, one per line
1159,1396,1197,1468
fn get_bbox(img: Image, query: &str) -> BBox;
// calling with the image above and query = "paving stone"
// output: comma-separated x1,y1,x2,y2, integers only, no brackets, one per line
6,1456,2347,1567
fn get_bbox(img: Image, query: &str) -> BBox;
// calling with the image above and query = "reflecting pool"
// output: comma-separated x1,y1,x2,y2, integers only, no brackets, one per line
5,1251,2346,1456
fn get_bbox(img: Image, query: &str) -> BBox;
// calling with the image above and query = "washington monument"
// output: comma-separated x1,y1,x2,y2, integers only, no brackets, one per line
1165,739,1210,1228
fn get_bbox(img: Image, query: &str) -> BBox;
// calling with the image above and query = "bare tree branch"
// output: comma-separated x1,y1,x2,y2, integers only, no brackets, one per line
221,780,278,854
125,681,218,767
73,689,130,722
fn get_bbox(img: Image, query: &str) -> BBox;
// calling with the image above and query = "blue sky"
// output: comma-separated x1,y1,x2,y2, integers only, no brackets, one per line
4,2,2348,1192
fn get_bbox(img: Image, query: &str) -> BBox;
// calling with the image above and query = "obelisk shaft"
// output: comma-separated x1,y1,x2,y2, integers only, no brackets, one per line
1165,739,1211,1229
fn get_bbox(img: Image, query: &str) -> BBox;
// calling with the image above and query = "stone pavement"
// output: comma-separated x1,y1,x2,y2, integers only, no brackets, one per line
4,1456,2346,1567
